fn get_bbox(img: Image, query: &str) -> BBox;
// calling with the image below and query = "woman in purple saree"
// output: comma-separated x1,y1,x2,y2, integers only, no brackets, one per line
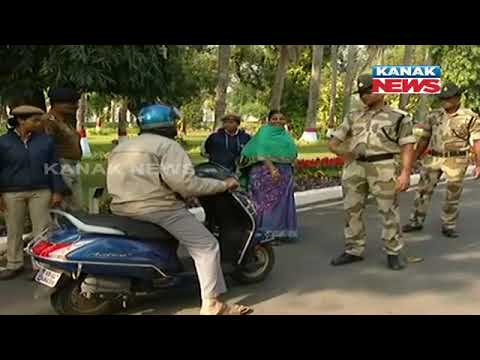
240,111,299,244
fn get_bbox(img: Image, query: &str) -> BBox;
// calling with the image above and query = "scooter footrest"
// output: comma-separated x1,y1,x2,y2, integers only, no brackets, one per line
152,276,180,288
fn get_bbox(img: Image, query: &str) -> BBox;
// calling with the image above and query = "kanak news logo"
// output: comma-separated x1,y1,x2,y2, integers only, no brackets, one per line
371,65,442,94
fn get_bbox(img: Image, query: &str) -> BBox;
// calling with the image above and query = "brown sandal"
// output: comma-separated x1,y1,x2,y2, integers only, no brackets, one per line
201,302,253,315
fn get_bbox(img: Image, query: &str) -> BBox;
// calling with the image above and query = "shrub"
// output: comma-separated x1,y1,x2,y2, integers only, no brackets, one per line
295,157,344,178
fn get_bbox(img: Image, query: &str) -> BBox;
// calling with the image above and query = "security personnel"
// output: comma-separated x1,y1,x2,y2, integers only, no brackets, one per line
43,87,84,211
328,74,416,270
0,105,65,280
403,82,480,238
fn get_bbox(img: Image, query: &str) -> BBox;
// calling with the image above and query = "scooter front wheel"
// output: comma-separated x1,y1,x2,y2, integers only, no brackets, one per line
232,244,275,285
51,279,119,315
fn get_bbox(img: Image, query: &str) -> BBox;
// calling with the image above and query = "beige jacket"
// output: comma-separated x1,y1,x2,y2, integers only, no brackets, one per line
107,133,228,216
333,105,416,157
415,107,480,152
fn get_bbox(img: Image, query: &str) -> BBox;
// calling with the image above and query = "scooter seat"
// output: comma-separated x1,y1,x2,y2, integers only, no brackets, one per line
69,212,175,243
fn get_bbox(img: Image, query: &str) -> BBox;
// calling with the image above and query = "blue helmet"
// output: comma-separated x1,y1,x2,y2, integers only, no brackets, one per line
137,104,180,130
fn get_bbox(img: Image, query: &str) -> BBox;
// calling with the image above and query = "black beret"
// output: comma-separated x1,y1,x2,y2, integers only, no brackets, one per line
438,82,463,99
48,87,81,103
355,74,373,95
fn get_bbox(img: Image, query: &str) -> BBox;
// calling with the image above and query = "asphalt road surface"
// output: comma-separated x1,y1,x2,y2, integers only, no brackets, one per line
1,179,480,315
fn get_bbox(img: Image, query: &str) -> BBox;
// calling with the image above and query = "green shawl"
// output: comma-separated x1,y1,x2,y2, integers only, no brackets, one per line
238,124,297,188
240,124,298,166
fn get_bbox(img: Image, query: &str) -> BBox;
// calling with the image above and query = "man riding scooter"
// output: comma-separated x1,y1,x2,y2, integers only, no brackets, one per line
107,103,253,315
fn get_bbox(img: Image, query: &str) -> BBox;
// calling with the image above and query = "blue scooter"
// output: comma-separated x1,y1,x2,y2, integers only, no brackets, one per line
26,163,275,315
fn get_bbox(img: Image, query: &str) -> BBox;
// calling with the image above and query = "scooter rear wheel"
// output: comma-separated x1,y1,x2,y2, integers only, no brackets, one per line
51,279,119,315
232,244,275,285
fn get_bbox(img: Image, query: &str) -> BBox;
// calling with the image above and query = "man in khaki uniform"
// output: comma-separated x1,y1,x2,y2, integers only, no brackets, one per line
403,83,480,238
43,88,84,211
329,74,416,270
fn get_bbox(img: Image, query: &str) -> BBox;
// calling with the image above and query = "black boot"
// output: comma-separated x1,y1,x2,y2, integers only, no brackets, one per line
387,255,405,271
442,227,459,238
402,223,423,233
0,267,24,281
331,252,364,266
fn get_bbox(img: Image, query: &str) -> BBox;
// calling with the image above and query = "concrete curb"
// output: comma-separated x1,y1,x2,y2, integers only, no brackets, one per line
1,165,474,251
188,165,476,221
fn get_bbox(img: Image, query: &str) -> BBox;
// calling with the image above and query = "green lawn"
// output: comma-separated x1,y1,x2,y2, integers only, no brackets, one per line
80,130,333,205
296,142,331,159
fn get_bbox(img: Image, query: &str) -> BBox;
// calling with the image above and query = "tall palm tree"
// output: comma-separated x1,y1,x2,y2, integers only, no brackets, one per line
118,98,128,143
414,46,432,123
270,45,305,110
399,45,416,110
358,45,380,76
270,46,290,110
342,45,360,119
301,45,325,143
0,103,7,127
327,45,338,136
76,93,87,132
213,45,231,130
76,93,92,157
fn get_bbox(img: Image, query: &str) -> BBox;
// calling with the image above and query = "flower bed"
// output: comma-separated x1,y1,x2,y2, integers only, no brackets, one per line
294,157,343,192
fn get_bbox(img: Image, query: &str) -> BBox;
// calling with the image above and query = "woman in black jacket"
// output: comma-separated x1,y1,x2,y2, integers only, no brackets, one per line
0,105,65,280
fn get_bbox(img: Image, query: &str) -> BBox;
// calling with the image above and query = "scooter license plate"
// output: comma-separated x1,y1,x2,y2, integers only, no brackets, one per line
35,268,62,288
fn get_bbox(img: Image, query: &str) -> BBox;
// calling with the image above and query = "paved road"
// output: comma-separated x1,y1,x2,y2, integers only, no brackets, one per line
2,179,480,315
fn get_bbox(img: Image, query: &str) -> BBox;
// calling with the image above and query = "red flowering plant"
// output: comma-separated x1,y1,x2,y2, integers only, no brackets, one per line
295,157,344,177
294,157,344,191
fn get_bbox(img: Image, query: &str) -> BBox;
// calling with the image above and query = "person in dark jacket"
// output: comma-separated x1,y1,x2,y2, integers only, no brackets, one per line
201,114,251,172
0,105,65,280
44,87,83,211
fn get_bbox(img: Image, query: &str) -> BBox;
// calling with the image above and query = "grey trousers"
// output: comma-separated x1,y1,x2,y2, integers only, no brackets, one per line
132,207,227,300
2,190,51,270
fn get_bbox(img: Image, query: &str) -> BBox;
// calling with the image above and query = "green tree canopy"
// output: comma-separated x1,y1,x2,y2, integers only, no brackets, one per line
431,45,480,111
0,45,192,109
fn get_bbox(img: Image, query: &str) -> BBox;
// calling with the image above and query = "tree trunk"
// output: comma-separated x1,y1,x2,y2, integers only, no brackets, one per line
342,45,359,119
95,116,102,133
301,45,325,143
399,45,416,110
77,94,92,157
0,104,7,128
414,46,432,123
76,93,87,132
374,45,386,65
110,100,116,123
380,46,385,64
181,116,187,136
118,98,128,143
270,45,291,111
327,45,338,133
358,45,380,76
213,45,231,131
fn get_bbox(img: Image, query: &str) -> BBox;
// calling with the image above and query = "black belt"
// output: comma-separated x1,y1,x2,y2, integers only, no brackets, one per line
431,150,468,158
356,154,395,163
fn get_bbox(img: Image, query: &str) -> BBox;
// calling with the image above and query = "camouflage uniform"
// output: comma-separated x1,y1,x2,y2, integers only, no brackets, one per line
407,107,480,230
333,105,416,256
